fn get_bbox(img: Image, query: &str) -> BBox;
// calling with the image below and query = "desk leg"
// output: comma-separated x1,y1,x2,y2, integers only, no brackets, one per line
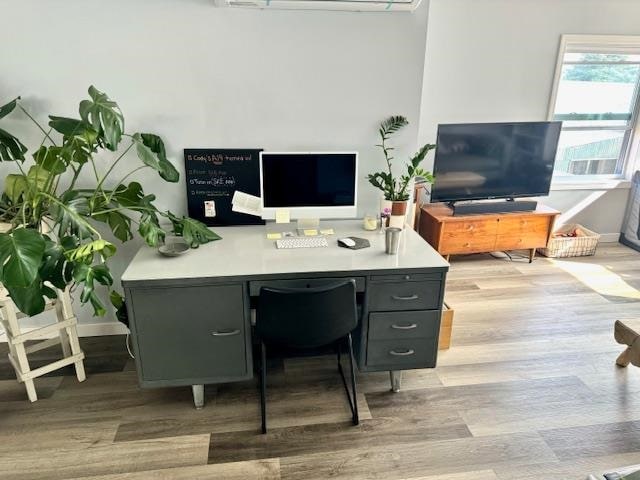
529,248,536,263
192,384,204,409
389,371,402,393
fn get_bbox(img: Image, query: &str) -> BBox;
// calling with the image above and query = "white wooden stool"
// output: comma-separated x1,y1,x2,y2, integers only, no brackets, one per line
0,287,86,402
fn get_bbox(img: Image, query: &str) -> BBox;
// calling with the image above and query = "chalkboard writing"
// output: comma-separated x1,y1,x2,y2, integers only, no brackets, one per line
184,149,264,226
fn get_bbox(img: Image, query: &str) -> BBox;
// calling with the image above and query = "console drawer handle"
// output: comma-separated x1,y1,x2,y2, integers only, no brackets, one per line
390,349,415,356
211,329,241,337
392,294,419,301
391,323,418,330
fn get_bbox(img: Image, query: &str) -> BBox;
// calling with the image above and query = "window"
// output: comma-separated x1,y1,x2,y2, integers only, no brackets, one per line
549,35,640,180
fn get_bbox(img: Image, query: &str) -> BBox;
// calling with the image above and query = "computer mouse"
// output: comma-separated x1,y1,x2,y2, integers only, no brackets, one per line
338,237,356,248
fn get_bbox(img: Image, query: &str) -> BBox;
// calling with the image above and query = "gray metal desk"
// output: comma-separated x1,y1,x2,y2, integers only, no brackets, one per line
121,220,449,408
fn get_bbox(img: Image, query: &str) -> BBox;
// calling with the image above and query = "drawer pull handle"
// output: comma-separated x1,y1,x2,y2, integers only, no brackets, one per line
211,329,241,337
391,294,419,301
391,323,418,330
390,349,415,356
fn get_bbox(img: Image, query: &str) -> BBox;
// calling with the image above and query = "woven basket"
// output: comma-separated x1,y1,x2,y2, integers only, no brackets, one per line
537,224,600,258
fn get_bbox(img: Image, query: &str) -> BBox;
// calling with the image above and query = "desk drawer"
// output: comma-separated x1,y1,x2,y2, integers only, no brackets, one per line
367,338,437,369
130,284,248,382
249,277,365,296
368,281,441,312
368,311,440,341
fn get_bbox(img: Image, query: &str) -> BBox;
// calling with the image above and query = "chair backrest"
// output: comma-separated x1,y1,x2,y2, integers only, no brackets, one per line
256,280,358,349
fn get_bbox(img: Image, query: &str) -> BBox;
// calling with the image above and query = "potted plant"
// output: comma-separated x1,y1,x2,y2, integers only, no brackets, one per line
0,86,219,319
367,115,435,227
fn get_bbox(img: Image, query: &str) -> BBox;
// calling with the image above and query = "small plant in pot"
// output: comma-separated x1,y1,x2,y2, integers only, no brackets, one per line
367,115,435,226
0,86,220,319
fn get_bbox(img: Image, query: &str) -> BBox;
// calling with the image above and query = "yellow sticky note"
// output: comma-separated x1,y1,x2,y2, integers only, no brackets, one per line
320,228,335,235
266,233,282,240
275,209,290,224
303,229,318,236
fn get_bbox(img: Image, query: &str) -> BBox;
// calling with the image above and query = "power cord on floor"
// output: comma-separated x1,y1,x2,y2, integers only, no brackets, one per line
125,332,135,359
489,251,533,263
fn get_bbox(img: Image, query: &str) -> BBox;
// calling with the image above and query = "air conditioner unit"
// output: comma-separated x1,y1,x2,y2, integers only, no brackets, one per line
215,0,421,12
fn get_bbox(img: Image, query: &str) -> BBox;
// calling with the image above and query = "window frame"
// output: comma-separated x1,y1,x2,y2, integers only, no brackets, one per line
548,34,640,187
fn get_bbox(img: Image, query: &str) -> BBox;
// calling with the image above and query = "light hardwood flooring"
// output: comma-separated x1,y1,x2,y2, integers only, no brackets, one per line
1,244,640,479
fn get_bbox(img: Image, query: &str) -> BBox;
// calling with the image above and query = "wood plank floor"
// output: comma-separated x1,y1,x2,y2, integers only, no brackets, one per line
1,244,640,479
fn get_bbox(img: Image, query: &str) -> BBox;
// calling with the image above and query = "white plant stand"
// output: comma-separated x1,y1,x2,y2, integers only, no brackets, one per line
0,287,86,402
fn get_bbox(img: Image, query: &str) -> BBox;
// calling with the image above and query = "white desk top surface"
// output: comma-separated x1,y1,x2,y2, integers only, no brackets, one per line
121,220,449,283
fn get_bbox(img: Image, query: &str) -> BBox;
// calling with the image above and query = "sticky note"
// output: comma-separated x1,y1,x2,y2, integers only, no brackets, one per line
267,233,282,240
303,229,319,236
275,209,290,224
320,228,335,235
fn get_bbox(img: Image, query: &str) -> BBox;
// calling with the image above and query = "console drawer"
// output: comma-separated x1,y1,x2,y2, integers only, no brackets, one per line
368,281,441,312
440,236,496,255
497,216,550,235
495,231,548,250
367,338,438,368
442,219,497,236
249,277,365,296
368,311,440,341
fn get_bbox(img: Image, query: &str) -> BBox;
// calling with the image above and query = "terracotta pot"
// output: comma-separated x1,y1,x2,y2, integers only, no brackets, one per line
391,201,408,216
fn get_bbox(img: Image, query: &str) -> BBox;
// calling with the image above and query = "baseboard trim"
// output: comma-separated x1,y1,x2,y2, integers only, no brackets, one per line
0,321,129,343
600,233,621,243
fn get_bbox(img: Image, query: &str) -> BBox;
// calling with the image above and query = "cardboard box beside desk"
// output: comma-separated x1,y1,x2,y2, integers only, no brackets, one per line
439,302,453,350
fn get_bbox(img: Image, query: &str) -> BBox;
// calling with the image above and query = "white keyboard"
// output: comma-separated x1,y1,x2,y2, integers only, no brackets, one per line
276,236,329,249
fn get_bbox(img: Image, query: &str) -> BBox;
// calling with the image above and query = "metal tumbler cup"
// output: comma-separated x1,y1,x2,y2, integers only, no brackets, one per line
385,228,402,255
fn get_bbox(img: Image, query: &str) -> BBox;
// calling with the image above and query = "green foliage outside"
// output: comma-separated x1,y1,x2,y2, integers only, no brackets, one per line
563,54,640,83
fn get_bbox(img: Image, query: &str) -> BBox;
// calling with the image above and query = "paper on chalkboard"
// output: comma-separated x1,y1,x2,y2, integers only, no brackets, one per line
232,191,262,217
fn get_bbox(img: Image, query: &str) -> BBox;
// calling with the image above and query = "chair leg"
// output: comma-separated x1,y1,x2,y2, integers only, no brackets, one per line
337,334,359,425
347,334,359,425
260,341,267,434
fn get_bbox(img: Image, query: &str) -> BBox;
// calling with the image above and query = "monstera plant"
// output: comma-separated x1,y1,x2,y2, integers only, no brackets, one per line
0,86,219,317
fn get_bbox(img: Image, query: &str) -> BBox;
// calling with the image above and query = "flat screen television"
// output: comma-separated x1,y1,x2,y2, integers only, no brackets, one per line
430,121,562,203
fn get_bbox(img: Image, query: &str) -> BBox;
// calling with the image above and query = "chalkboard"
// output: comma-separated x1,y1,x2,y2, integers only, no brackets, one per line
184,148,264,226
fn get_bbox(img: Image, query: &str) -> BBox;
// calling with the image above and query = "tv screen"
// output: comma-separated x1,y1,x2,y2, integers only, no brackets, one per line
430,122,561,203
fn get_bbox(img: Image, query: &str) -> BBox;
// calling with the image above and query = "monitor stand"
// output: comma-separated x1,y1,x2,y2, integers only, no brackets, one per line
296,218,320,235
450,199,538,216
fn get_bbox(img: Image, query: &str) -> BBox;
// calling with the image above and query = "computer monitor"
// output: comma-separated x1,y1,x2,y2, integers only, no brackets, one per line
260,152,358,220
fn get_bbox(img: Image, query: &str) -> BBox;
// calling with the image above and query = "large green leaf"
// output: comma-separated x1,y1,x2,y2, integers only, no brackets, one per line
0,228,45,288
79,86,124,151
33,146,67,175
110,182,145,208
39,236,74,290
73,262,113,317
0,97,19,120
0,127,27,162
139,210,165,247
93,210,132,242
49,190,92,237
133,133,179,182
66,239,116,262
110,290,128,326
6,282,46,317
167,213,220,247
4,174,28,203
48,116,98,141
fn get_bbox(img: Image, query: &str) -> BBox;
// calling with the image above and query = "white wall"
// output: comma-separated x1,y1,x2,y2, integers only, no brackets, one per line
0,0,430,329
419,0,640,236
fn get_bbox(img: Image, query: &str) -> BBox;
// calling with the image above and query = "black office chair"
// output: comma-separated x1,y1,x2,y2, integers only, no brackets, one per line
256,280,359,434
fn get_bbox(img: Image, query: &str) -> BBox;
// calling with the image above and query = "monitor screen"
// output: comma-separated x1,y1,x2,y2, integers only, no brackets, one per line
261,153,357,208
431,122,561,203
